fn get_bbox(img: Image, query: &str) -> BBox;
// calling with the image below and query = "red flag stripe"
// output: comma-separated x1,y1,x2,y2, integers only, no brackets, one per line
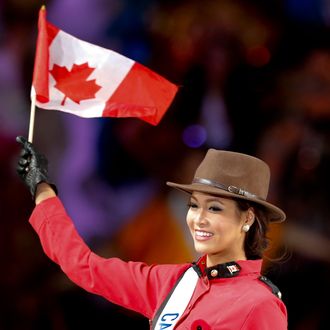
32,7,59,103
103,62,177,125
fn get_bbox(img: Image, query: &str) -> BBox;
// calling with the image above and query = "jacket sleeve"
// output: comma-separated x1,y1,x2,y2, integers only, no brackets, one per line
241,297,287,330
29,196,183,318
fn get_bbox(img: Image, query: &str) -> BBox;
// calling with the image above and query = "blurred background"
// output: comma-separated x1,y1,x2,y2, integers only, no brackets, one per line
1,0,330,329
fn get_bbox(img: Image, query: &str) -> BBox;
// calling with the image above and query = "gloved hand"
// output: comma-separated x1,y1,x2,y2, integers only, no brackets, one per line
16,136,57,200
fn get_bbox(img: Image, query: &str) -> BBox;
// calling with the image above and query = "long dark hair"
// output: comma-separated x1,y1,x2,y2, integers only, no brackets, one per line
235,199,269,259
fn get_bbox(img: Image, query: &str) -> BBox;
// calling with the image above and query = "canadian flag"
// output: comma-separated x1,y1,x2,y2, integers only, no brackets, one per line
32,7,178,125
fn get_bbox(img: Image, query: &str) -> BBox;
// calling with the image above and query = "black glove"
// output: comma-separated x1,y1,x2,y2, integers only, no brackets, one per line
16,136,57,199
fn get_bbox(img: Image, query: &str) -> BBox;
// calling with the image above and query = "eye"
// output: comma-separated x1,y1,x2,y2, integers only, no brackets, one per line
209,205,222,212
187,202,198,209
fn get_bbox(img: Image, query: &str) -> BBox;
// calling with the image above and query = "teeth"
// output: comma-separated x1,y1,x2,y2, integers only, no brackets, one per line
196,230,213,237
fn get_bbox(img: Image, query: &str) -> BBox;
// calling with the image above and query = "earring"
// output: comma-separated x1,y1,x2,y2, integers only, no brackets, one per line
242,224,250,232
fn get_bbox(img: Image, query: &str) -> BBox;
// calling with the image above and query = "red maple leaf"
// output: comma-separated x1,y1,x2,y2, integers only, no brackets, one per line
50,62,101,106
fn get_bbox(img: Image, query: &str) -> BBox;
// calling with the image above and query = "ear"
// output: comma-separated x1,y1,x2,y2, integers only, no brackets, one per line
245,208,255,226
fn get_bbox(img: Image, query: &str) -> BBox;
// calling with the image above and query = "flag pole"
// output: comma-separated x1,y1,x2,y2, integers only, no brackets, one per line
28,89,36,143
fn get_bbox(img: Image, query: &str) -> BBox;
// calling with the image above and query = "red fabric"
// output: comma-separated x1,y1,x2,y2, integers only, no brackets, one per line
103,62,178,125
32,7,58,103
29,197,288,329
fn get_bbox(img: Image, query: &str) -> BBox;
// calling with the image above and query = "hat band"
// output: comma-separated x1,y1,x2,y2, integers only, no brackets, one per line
193,177,265,201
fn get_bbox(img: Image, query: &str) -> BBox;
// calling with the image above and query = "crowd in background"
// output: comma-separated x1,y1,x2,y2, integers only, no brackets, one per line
0,0,329,329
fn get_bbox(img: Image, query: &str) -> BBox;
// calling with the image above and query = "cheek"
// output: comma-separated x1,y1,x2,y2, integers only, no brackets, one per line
213,221,239,237
211,222,226,236
186,210,193,228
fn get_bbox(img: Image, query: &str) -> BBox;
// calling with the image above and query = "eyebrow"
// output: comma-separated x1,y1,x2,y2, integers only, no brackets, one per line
190,196,226,205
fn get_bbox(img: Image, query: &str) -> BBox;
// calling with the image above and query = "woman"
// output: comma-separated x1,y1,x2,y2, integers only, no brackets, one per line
16,136,287,329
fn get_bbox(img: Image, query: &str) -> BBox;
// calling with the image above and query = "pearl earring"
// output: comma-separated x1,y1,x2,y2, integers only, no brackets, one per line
242,224,250,232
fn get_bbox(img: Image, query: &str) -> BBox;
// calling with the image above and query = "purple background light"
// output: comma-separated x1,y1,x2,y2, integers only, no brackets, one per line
182,124,207,148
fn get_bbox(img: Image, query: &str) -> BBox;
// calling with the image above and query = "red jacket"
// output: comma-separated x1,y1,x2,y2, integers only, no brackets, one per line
29,197,287,329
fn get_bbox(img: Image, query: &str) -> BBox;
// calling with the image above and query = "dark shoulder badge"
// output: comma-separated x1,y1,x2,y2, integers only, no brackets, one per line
258,275,282,299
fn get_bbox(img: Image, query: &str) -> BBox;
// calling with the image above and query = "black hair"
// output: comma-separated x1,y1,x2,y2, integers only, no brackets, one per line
235,199,269,259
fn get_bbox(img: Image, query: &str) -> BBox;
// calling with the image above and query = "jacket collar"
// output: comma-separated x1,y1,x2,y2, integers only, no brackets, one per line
193,255,262,280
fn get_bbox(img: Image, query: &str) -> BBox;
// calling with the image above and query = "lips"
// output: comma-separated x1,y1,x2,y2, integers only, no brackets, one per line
195,230,214,240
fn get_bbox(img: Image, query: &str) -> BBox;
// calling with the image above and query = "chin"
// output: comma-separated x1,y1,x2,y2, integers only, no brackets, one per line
194,242,214,255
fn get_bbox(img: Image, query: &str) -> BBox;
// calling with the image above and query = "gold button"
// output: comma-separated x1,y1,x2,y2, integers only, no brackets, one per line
210,269,218,277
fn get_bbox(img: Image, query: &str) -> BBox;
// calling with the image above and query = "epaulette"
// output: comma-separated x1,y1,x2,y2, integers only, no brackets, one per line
258,275,282,299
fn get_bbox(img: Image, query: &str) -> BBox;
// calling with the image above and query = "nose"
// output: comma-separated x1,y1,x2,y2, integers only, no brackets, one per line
194,209,209,227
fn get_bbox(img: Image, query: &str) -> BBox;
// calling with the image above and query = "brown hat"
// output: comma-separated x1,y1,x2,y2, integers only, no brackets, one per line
167,149,286,222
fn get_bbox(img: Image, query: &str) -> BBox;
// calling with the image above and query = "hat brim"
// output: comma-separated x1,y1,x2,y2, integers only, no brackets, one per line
166,181,286,223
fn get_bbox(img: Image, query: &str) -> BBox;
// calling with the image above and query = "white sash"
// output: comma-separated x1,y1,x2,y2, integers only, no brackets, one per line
153,267,199,329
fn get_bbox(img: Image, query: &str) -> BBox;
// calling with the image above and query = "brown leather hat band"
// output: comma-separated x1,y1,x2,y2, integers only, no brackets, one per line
193,177,265,201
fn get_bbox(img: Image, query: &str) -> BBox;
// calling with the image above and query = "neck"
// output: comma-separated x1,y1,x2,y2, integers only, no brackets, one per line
206,252,247,267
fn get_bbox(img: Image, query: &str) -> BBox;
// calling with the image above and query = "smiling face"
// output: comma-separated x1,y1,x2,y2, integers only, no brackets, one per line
186,192,254,266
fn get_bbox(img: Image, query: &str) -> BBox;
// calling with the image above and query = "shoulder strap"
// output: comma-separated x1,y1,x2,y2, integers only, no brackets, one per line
151,266,200,329
258,275,282,299
151,270,186,328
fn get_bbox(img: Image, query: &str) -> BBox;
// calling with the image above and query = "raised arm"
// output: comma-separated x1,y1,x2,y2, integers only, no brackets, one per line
15,136,184,319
